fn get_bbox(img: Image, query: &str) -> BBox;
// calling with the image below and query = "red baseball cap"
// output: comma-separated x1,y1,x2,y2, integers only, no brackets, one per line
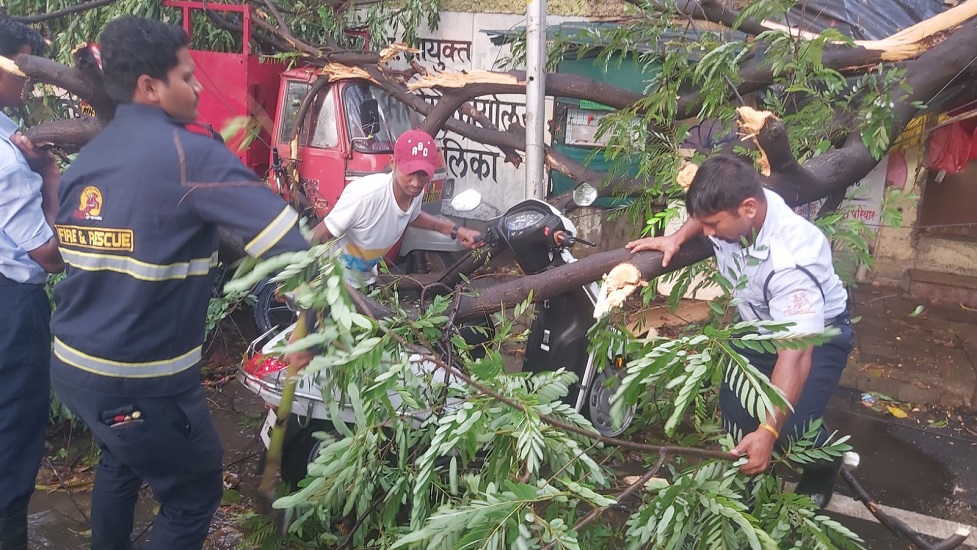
394,130,438,178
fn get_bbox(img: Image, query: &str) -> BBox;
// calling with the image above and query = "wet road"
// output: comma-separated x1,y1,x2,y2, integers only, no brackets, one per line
27,381,265,550
26,383,977,549
823,387,977,548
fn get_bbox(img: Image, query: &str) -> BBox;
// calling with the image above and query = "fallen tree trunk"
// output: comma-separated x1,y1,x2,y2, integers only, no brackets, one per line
766,17,977,205
356,237,713,322
6,46,112,149
6,5,976,319
451,237,714,321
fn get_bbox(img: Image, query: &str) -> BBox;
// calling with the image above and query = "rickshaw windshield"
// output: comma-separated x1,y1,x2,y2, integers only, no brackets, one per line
343,83,416,153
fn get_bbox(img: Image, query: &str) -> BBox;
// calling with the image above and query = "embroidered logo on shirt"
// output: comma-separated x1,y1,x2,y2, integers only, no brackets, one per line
784,290,816,316
73,186,103,221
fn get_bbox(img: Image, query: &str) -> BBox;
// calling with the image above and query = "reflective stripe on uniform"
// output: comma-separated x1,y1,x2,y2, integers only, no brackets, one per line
54,338,201,378
61,249,218,281
245,205,298,257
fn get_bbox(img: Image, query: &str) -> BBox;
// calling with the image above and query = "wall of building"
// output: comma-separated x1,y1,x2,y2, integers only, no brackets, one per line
869,144,977,286
392,12,580,219
393,6,635,220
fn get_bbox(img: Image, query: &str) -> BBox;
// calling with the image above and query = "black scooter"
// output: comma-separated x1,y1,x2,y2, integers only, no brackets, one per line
240,190,636,486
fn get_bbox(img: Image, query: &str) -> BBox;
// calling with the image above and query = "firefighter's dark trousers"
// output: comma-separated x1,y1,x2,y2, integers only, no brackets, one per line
51,365,223,550
0,279,50,550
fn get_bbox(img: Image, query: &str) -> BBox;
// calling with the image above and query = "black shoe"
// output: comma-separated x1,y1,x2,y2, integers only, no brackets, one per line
795,456,843,508
0,506,28,550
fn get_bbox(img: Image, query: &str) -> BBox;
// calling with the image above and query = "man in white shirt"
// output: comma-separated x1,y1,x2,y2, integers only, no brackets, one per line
626,154,853,507
0,18,64,549
310,130,481,287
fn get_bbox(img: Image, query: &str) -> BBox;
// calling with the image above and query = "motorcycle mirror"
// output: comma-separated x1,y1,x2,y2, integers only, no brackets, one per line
572,182,598,207
449,189,482,212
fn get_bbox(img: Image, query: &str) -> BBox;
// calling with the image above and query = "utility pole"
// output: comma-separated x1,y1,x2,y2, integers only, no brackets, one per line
524,0,547,200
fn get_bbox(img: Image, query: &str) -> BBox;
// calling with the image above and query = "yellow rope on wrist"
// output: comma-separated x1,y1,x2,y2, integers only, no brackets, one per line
759,423,780,438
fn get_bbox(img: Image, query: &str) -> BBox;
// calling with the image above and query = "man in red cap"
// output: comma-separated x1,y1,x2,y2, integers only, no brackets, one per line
310,129,481,287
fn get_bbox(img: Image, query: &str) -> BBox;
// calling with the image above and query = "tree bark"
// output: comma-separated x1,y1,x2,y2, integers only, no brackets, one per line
767,19,977,205
7,49,112,149
9,0,116,23
23,117,102,151
449,240,713,321
364,237,716,322
8,3,977,320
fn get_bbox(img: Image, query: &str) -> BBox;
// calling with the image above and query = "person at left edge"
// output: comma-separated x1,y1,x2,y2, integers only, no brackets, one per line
49,16,308,550
0,17,64,550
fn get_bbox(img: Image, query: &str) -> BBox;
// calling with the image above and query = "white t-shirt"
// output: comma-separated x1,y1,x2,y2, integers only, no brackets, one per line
710,189,848,335
323,172,422,287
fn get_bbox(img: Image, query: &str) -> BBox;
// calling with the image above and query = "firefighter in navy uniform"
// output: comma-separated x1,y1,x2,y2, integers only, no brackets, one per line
49,17,308,550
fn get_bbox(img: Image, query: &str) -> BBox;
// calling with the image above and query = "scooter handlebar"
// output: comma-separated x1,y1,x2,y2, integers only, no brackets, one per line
553,230,596,248
565,235,597,247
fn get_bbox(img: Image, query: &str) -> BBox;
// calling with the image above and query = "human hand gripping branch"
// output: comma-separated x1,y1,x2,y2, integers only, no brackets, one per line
625,217,703,267
730,345,813,475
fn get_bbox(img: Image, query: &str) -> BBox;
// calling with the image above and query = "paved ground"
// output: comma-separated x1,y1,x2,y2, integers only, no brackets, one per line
27,283,977,549
633,281,977,409
845,284,977,408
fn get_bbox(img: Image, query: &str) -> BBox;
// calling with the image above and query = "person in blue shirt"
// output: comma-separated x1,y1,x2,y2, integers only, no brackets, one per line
0,17,64,550
50,17,308,550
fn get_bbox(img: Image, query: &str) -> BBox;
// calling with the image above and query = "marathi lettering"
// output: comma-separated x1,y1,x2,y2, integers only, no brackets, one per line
441,137,500,183
418,37,473,70
842,207,877,222
418,93,526,132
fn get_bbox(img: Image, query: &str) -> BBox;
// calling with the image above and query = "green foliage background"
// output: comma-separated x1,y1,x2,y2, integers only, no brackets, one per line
5,0,915,546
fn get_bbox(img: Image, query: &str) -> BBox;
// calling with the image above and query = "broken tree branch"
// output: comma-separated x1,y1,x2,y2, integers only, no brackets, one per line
407,59,522,167
450,238,714,322
769,18,977,205
9,0,116,24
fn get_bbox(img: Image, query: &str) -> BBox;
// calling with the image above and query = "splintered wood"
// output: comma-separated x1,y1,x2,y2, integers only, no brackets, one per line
762,0,976,62
378,42,419,64
593,263,648,320
0,56,27,78
407,70,524,92
854,0,977,60
676,162,698,189
736,106,774,176
319,63,375,83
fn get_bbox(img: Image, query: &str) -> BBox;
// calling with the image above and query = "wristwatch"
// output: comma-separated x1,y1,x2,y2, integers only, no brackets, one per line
450,223,461,240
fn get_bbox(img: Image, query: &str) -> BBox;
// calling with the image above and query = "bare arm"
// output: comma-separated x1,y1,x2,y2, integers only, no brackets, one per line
409,211,482,249
409,211,453,234
28,238,63,273
768,347,815,424
625,217,704,267
309,222,334,245
731,346,814,475
666,217,705,246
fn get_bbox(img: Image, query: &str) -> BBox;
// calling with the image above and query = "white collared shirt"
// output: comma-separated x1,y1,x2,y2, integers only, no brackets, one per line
0,112,51,283
710,189,848,335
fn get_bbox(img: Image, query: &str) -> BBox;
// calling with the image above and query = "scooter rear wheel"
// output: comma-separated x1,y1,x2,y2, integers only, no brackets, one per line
253,278,299,335
256,416,335,490
585,367,635,438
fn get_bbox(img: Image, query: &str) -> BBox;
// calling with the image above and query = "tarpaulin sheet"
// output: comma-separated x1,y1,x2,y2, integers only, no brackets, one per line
784,0,946,40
